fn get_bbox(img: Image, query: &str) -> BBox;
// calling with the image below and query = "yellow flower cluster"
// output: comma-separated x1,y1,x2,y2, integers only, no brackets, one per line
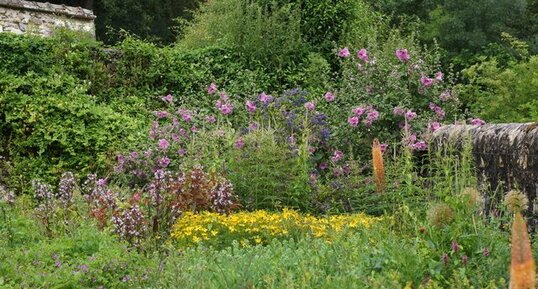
170,209,377,247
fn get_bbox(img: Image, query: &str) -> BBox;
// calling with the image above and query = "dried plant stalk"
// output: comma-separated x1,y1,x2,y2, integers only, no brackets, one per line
510,212,536,289
372,138,385,193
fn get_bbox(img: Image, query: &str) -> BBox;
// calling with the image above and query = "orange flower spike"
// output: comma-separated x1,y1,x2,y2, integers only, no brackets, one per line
372,138,385,193
510,212,536,289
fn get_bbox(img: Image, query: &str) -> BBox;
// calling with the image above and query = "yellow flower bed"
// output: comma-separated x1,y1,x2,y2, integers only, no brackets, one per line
170,209,377,247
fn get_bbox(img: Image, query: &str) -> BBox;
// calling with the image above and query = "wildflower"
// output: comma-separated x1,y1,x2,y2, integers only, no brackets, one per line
171,133,180,142
461,187,482,208
462,255,468,265
259,92,273,104
451,240,459,252
470,118,486,126
58,172,76,207
78,264,90,274
364,110,379,126
205,115,216,123
411,141,427,151
319,162,328,170
395,49,411,62
245,100,257,113
420,75,434,87
96,178,107,187
393,106,405,116
351,107,365,116
504,190,529,213
130,151,139,159
234,138,245,149
208,82,217,95
348,116,359,127
191,126,198,133
177,148,187,156
429,122,441,132
249,122,259,131
219,103,234,115
158,157,170,168
429,103,445,119
153,111,170,118
304,102,316,111
357,48,368,62
338,47,350,58
404,110,417,121
427,203,454,228
154,111,169,119
331,150,344,162
324,92,335,102
439,90,452,101
418,227,426,234
442,252,449,265
158,139,170,150
483,247,490,257
380,143,388,153
372,139,385,192
162,94,173,103
179,109,192,122
436,71,443,81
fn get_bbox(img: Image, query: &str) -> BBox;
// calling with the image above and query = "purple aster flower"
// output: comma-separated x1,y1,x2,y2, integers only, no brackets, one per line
96,178,107,187
208,82,217,95
429,122,441,132
179,110,192,122
234,138,245,149
161,94,173,103
352,106,366,116
436,71,443,81
259,92,273,104
245,100,257,113
470,118,486,125
357,48,368,62
219,103,234,115
171,133,180,142
158,139,170,150
348,116,359,127
154,111,169,119
395,49,411,62
411,141,427,151
338,47,351,58
205,115,217,123
405,110,417,121
331,150,344,162
191,126,198,133
324,92,335,102
249,122,259,131
319,162,328,170
420,75,434,87
130,151,139,159
393,106,406,116
158,157,170,168
177,148,187,156
304,101,316,111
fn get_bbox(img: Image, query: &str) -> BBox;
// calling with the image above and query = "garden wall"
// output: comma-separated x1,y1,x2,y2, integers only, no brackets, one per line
0,0,95,37
433,123,538,220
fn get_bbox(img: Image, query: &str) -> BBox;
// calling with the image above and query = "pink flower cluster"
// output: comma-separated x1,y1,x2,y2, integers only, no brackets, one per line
215,92,234,115
348,106,379,127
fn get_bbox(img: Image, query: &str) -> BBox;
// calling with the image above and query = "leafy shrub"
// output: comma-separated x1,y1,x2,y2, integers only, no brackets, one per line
0,71,143,189
461,55,538,122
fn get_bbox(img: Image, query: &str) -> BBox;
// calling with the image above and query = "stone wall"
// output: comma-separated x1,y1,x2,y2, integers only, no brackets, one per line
0,0,95,37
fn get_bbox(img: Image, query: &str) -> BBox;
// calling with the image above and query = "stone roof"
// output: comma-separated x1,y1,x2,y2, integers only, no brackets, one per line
0,0,95,19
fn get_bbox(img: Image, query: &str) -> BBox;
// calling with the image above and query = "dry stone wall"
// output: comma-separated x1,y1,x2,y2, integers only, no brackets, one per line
0,0,95,37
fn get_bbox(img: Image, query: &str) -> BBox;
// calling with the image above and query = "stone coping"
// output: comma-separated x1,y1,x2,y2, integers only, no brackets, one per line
0,0,95,20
